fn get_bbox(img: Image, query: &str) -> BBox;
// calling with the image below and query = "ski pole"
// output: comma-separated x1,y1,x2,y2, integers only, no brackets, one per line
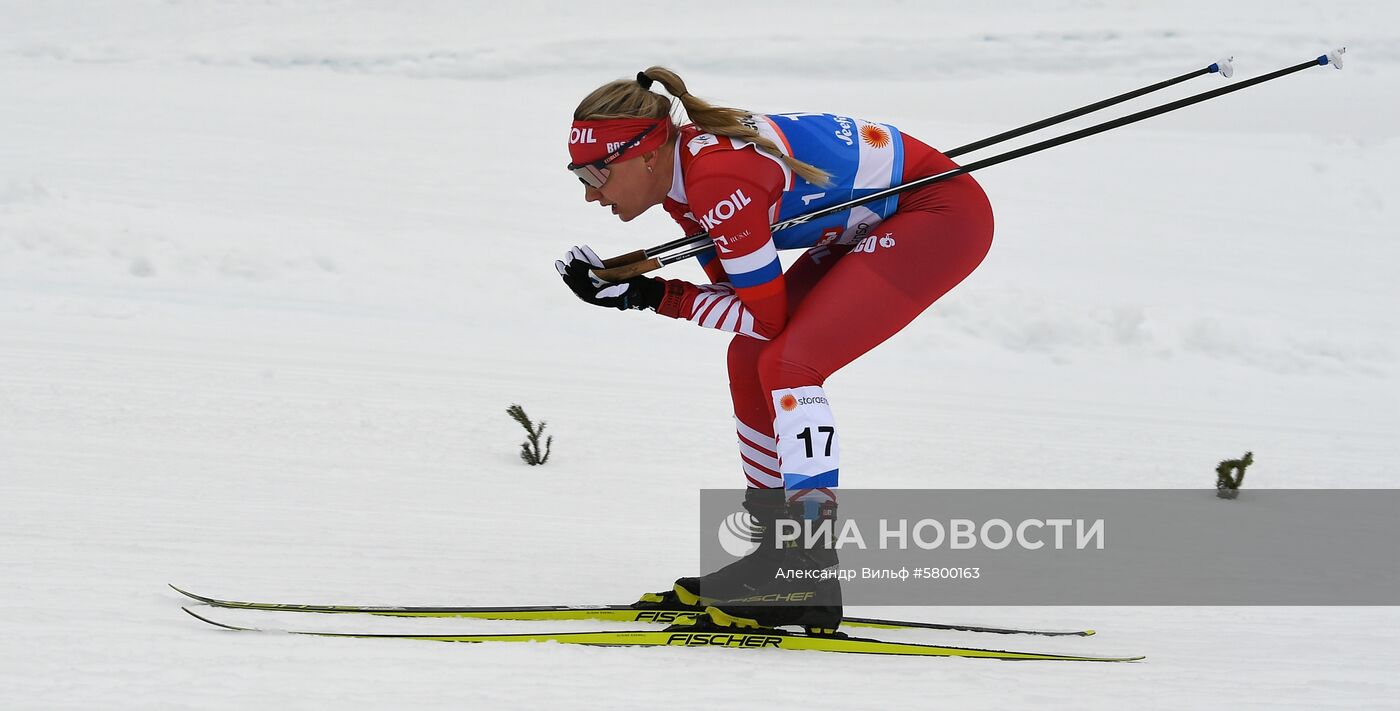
599,57,1235,270
593,49,1344,282
943,58,1234,158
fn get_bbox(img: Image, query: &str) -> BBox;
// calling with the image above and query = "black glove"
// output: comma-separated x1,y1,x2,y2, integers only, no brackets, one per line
555,245,663,311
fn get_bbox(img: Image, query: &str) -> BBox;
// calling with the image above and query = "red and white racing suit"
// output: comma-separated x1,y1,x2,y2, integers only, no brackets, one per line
651,124,994,501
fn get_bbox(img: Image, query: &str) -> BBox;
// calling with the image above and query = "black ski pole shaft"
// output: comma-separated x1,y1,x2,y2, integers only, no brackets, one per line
930,53,1337,190
651,52,1338,269
598,50,1344,279
604,59,1233,268
944,59,1231,158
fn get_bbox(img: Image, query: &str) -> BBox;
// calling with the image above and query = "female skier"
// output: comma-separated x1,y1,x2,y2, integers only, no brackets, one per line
556,67,994,634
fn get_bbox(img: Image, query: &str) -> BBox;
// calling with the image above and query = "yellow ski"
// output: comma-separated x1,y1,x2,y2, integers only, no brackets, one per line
169,585,1093,637
180,607,1142,662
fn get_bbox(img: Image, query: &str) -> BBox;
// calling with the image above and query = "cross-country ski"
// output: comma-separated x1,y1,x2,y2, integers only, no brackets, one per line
169,584,1095,636
180,607,1141,662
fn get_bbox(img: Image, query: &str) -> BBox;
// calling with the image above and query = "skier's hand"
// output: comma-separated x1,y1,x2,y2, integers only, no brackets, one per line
555,245,662,311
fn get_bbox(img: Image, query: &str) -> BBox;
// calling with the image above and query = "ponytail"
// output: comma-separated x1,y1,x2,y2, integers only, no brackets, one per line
574,66,832,187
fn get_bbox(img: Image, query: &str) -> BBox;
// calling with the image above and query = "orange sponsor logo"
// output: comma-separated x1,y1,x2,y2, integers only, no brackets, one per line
779,394,798,412
859,124,890,149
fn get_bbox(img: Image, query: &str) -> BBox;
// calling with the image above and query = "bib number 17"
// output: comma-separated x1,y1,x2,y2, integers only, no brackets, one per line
795,426,835,458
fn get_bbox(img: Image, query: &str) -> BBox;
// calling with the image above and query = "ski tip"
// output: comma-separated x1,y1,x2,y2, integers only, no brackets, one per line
1083,629,1097,637
1059,652,1144,663
169,584,216,605
169,582,203,599
182,606,247,631
170,584,232,608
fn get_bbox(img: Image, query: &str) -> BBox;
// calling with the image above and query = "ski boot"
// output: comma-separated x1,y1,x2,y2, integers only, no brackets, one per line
675,488,843,635
672,487,791,607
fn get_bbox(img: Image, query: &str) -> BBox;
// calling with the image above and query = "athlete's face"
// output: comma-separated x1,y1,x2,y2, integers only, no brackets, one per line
582,146,670,222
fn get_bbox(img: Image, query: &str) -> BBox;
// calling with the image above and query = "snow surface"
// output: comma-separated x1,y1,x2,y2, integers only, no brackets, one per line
2,1,1398,708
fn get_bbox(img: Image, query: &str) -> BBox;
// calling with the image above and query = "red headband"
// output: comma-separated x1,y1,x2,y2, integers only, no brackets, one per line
567,118,671,167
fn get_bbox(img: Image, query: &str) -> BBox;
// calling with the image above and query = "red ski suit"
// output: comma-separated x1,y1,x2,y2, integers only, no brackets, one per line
654,126,994,490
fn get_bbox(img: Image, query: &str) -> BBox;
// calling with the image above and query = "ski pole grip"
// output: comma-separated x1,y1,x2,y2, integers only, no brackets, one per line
592,257,663,282
601,249,647,268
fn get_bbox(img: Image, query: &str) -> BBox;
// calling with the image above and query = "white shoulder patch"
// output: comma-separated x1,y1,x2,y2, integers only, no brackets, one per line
687,133,720,156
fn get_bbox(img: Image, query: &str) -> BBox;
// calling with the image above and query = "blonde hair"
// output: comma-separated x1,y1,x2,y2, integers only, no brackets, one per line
574,66,831,187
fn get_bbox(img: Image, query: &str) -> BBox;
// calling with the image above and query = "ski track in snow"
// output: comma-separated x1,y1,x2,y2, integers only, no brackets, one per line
2,1,1399,709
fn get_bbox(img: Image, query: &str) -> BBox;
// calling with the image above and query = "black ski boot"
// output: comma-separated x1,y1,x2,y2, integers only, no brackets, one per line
674,488,843,634
672,487,790,607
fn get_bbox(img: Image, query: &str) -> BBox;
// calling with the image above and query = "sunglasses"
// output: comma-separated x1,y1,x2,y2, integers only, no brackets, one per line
566,124,658,189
